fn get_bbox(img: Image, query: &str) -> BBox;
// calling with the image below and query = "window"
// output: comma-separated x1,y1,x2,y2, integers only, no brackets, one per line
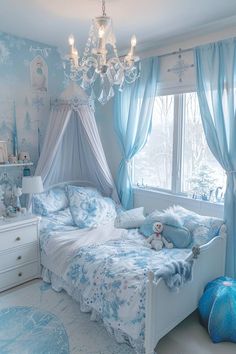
133,95,174,190
133,92,226,203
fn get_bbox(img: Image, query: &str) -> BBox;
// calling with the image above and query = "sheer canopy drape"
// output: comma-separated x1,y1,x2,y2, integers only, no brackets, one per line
35,83,119,202
114,57,159,209
194,38,236,277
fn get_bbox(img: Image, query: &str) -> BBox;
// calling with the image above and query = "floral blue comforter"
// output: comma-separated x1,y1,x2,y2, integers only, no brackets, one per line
39,216,192,352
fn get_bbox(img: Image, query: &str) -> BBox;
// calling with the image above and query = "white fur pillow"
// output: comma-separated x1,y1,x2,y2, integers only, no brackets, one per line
114,207,145,229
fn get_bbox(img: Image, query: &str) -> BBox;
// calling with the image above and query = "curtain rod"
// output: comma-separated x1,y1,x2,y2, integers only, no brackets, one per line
152,47,194,59
121,46,194,60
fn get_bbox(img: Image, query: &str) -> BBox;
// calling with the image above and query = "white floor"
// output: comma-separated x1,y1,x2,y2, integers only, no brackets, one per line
0,280,235,354
157,311,236,354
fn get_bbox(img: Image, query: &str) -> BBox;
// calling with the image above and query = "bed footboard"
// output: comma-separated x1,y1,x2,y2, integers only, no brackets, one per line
144,225,227,354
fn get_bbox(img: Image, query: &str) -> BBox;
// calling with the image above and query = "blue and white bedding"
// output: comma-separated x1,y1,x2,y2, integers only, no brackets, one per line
40,218,192,353
37,187,223,353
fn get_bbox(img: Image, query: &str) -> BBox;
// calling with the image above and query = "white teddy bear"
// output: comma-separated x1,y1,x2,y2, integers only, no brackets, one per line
146,221,173,251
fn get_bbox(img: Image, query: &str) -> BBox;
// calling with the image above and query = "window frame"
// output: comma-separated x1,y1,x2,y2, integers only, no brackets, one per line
132,91,224,203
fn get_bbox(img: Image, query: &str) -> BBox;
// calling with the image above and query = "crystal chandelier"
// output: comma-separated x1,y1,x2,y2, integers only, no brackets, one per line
64,0,140,104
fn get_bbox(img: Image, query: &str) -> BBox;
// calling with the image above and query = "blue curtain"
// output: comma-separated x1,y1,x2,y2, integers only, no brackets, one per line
194,38,236,278
114,57,159,209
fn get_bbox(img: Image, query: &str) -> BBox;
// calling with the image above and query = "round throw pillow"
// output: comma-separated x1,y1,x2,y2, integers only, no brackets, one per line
198,276,236,343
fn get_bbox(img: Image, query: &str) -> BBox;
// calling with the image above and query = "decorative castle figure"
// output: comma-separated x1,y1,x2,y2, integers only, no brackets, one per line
13,186,22,209
30,55,48,93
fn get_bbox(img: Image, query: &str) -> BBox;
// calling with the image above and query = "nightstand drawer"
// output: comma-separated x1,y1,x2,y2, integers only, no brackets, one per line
0,243,38,271
0,262,39,291
0,225,37,251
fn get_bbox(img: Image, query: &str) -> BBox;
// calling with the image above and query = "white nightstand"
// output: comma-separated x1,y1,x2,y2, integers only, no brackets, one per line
0,214,41,292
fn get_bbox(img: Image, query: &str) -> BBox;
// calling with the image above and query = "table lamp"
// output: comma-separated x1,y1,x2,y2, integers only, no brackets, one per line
22,176,43,211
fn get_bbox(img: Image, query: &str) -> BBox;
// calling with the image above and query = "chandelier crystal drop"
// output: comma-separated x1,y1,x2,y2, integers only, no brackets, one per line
64,0,140,105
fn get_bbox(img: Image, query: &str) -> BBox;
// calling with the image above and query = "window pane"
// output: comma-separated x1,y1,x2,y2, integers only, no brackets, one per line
133,95,174,190
182,92,225,202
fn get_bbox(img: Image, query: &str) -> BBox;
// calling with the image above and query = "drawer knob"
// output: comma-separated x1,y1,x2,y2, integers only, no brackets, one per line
18,272,22,277
15,237,21,241
17,256,22,260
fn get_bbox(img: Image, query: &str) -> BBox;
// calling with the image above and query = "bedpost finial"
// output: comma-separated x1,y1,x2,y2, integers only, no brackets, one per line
192,245,200,259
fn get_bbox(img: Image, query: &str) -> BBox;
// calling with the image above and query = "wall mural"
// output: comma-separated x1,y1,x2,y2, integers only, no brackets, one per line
0,31,64,212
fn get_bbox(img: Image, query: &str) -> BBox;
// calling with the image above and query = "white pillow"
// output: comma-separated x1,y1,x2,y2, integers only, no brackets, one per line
114,207,145,229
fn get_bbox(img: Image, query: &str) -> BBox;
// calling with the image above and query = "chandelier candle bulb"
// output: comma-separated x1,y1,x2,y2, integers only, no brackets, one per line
68,35,75,57
98,26,105,54
131,35,137,47
73,49,79,65
68,34,75,46
98,38,104,54
98,26,105,38
130,35,137,57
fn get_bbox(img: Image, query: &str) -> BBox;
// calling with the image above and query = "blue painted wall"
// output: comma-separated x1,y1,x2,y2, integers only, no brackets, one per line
0,31,64,173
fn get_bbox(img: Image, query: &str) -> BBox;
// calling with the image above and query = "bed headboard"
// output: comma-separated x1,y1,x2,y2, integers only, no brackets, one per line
43,180,97,192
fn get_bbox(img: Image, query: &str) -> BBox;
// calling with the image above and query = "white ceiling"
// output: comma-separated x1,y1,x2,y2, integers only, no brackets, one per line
0,0,236,53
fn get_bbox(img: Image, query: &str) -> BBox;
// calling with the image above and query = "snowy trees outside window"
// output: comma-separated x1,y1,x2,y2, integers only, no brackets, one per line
133,92,225,203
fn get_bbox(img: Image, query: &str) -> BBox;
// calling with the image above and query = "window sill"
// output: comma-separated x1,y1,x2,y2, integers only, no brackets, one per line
133,186,224,218
133,186,223,206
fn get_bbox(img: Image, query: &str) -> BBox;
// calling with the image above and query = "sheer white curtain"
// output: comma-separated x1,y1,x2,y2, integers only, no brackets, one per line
78,105,117,200
35,105,71,186
35,85,119,201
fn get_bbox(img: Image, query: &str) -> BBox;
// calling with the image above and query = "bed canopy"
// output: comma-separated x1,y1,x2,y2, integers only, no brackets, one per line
35,82,119,202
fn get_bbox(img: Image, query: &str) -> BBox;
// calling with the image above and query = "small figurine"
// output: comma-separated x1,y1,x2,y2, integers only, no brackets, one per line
8,154,17,164
146,221,173,251
18,152,30,162
13,186,22,209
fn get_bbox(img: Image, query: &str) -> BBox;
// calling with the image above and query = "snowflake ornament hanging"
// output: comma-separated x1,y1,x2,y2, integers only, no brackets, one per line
167,49,194,83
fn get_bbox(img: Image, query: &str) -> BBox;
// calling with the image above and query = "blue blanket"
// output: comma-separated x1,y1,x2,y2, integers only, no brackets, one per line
155,259,193,291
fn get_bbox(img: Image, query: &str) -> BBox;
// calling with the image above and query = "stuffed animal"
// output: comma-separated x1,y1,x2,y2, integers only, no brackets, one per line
146,221,173,251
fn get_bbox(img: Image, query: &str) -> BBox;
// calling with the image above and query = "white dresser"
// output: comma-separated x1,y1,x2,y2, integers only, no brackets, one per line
0,215,41,292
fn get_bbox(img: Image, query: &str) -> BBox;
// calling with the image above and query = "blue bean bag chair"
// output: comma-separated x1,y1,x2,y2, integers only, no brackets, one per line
198,276,236,343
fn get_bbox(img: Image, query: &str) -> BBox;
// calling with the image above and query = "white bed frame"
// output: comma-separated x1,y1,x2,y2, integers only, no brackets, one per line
145,225,227,354
43,180,227,354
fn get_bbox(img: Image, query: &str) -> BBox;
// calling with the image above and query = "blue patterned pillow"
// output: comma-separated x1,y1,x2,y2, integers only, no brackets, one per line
101,197,117,224
140,208,182,237
40,208,76,236
140,217,192,248
66,185,116,228
32,186,68,216
163,206,224,247
139,205,223,248
47,208,74,226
